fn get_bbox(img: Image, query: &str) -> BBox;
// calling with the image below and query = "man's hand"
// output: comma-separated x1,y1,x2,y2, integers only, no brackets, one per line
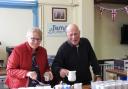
59,69,69,78
94,75,102,81
96,76,102,81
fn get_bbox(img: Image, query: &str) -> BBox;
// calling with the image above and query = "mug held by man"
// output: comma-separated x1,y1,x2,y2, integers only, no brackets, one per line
67,71,76,82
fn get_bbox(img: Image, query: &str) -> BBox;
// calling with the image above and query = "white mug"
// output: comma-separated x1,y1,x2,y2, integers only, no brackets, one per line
67,70,76,82
44,72,50,81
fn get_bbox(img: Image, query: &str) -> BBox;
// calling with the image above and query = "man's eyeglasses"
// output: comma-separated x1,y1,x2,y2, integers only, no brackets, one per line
30,37,41,42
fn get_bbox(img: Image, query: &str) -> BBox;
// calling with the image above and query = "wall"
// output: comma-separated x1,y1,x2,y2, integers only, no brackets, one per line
0,0,95,65
38,0,95,55
81,0,95,46
95,4,128,59
39,0,128,60
0,8,33,65
2,0,128,62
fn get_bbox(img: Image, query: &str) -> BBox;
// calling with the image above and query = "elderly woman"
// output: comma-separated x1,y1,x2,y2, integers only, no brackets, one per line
5,27,53,89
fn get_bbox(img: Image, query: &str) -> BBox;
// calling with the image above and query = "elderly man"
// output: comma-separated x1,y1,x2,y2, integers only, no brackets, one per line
52,24,101,89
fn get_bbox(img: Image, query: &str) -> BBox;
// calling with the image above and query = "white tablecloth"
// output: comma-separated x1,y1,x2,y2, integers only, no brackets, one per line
18,86,53,89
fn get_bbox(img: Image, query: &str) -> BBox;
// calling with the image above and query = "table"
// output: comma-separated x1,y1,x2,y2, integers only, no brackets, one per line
106,69,128,80
106,69,127,76
19,85,91,89
0,68,91,89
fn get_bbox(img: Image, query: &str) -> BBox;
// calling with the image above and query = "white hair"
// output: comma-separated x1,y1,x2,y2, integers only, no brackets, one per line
66,24,80,33
26,27,42,40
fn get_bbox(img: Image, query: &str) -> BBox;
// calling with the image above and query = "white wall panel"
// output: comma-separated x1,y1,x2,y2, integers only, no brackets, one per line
0,8,33,62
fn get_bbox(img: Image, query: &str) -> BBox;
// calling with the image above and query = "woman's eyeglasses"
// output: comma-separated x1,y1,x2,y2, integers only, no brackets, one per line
30,37,41,42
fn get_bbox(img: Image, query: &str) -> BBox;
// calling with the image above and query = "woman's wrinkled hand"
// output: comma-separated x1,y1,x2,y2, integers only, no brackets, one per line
26,71,37,80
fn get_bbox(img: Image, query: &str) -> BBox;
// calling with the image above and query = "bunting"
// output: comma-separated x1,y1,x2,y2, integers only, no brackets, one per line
96,5,128,21
100,7,104,15
124,6,128,14
111,9,117,21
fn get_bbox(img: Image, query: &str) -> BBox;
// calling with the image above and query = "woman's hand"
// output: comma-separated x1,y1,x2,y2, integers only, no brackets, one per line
26,71,37,80
44,71,53,81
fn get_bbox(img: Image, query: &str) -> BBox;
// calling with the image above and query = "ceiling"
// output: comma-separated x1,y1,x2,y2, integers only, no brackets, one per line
94,0,128,5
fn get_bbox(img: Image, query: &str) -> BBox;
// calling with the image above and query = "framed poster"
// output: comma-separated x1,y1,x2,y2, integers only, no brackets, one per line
52,7,67,22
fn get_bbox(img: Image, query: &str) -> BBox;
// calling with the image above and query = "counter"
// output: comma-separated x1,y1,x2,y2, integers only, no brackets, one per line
106,69,127,76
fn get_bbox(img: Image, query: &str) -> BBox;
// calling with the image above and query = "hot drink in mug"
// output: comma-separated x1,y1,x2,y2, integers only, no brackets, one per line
67,70,76,82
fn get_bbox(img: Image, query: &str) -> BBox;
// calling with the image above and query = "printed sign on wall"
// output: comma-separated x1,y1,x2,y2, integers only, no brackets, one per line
47,23,68,36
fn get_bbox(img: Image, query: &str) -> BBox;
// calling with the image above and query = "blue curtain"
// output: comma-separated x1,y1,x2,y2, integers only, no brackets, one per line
0,0,38,9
